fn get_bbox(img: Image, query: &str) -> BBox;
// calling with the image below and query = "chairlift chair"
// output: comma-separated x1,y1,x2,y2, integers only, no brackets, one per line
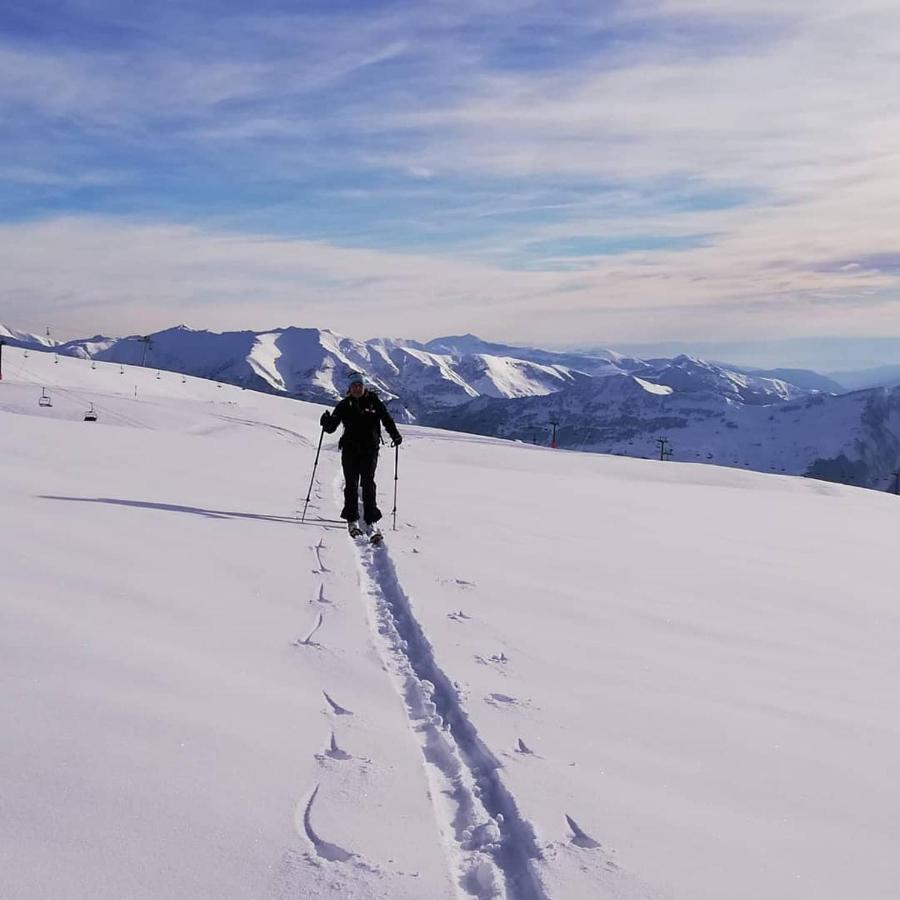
39,388,52,408
84,403,98,422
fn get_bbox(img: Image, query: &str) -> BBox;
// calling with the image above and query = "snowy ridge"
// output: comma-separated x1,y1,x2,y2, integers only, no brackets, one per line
25,324,583,415
643,354,806,404
457,355,581,400
0,323,55,347
1,322,803,415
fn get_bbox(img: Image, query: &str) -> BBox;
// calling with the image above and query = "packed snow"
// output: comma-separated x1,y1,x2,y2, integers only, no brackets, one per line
2,347,899,899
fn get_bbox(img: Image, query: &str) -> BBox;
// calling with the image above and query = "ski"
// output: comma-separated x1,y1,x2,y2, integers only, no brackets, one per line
364,523,384,546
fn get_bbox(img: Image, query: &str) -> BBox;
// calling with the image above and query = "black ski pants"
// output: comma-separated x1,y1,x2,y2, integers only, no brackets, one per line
340,448,381,524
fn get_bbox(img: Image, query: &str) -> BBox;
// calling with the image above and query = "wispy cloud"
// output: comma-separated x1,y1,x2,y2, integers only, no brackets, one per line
2,214,896,347
1,0,899,351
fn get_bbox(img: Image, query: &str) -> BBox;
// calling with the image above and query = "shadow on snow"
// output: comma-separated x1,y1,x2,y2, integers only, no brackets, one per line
37,495,344,527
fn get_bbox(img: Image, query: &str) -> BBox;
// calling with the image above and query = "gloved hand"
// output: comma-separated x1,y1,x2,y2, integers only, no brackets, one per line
391,434,403,447
320,411,331,427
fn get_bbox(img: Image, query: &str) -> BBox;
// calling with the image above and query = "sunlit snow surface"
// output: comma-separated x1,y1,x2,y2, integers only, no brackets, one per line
2,348,899,900
632,376,673,396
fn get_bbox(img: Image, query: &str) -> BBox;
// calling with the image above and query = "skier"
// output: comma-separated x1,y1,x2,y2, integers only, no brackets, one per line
320,371,402,541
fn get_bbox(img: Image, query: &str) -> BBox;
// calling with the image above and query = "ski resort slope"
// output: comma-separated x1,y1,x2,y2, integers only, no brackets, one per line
2,348,899,900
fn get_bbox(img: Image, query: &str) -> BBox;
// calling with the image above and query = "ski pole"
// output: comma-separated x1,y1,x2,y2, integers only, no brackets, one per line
391,442,399,531
300,426,325,523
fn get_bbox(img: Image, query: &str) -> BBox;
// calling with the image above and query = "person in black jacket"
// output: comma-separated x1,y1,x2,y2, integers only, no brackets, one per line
320,371,402,532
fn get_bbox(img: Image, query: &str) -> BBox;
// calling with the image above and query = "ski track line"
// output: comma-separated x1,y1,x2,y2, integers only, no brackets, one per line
212,413,314,447
353,532,550,900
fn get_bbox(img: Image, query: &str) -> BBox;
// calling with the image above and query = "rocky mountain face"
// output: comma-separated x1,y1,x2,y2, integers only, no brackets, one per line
4,323,899,492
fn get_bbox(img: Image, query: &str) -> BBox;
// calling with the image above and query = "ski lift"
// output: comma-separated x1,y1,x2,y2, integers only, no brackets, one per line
39,388,52,408
53,353,59,364
120,365,124,375
91,360,96,370
23,349,29,358
84,403,98,422
181,375,186,384
156,370,161,380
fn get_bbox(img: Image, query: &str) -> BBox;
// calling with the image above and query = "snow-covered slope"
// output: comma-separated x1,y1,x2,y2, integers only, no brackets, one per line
732,366,847,395
454,354,586,399
423,333,641,378
642,355,807,404
439,372,900,491
3,345,900,900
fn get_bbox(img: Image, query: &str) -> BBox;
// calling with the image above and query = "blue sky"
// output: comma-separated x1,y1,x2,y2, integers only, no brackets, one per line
2,0,900,365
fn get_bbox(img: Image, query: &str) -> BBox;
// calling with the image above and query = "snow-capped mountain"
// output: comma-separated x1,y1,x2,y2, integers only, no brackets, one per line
10,324,595,421
0,323,55,348
640,355,808,404
421,332,642,377
5,321,897,491
436,372,900,490
7,324,812,413
730,366,847,394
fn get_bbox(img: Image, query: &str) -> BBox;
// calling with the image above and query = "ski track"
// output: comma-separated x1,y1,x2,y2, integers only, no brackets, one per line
213,412,313,447
353,528,549,900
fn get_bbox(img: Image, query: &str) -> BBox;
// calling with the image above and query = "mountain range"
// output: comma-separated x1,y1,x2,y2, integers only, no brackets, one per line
2,322,899,491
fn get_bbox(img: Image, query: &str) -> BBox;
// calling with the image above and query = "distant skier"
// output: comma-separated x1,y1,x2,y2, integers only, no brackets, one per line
320,371,402,540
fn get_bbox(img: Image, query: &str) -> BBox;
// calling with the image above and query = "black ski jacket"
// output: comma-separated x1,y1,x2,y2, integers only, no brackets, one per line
323,391,401,455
